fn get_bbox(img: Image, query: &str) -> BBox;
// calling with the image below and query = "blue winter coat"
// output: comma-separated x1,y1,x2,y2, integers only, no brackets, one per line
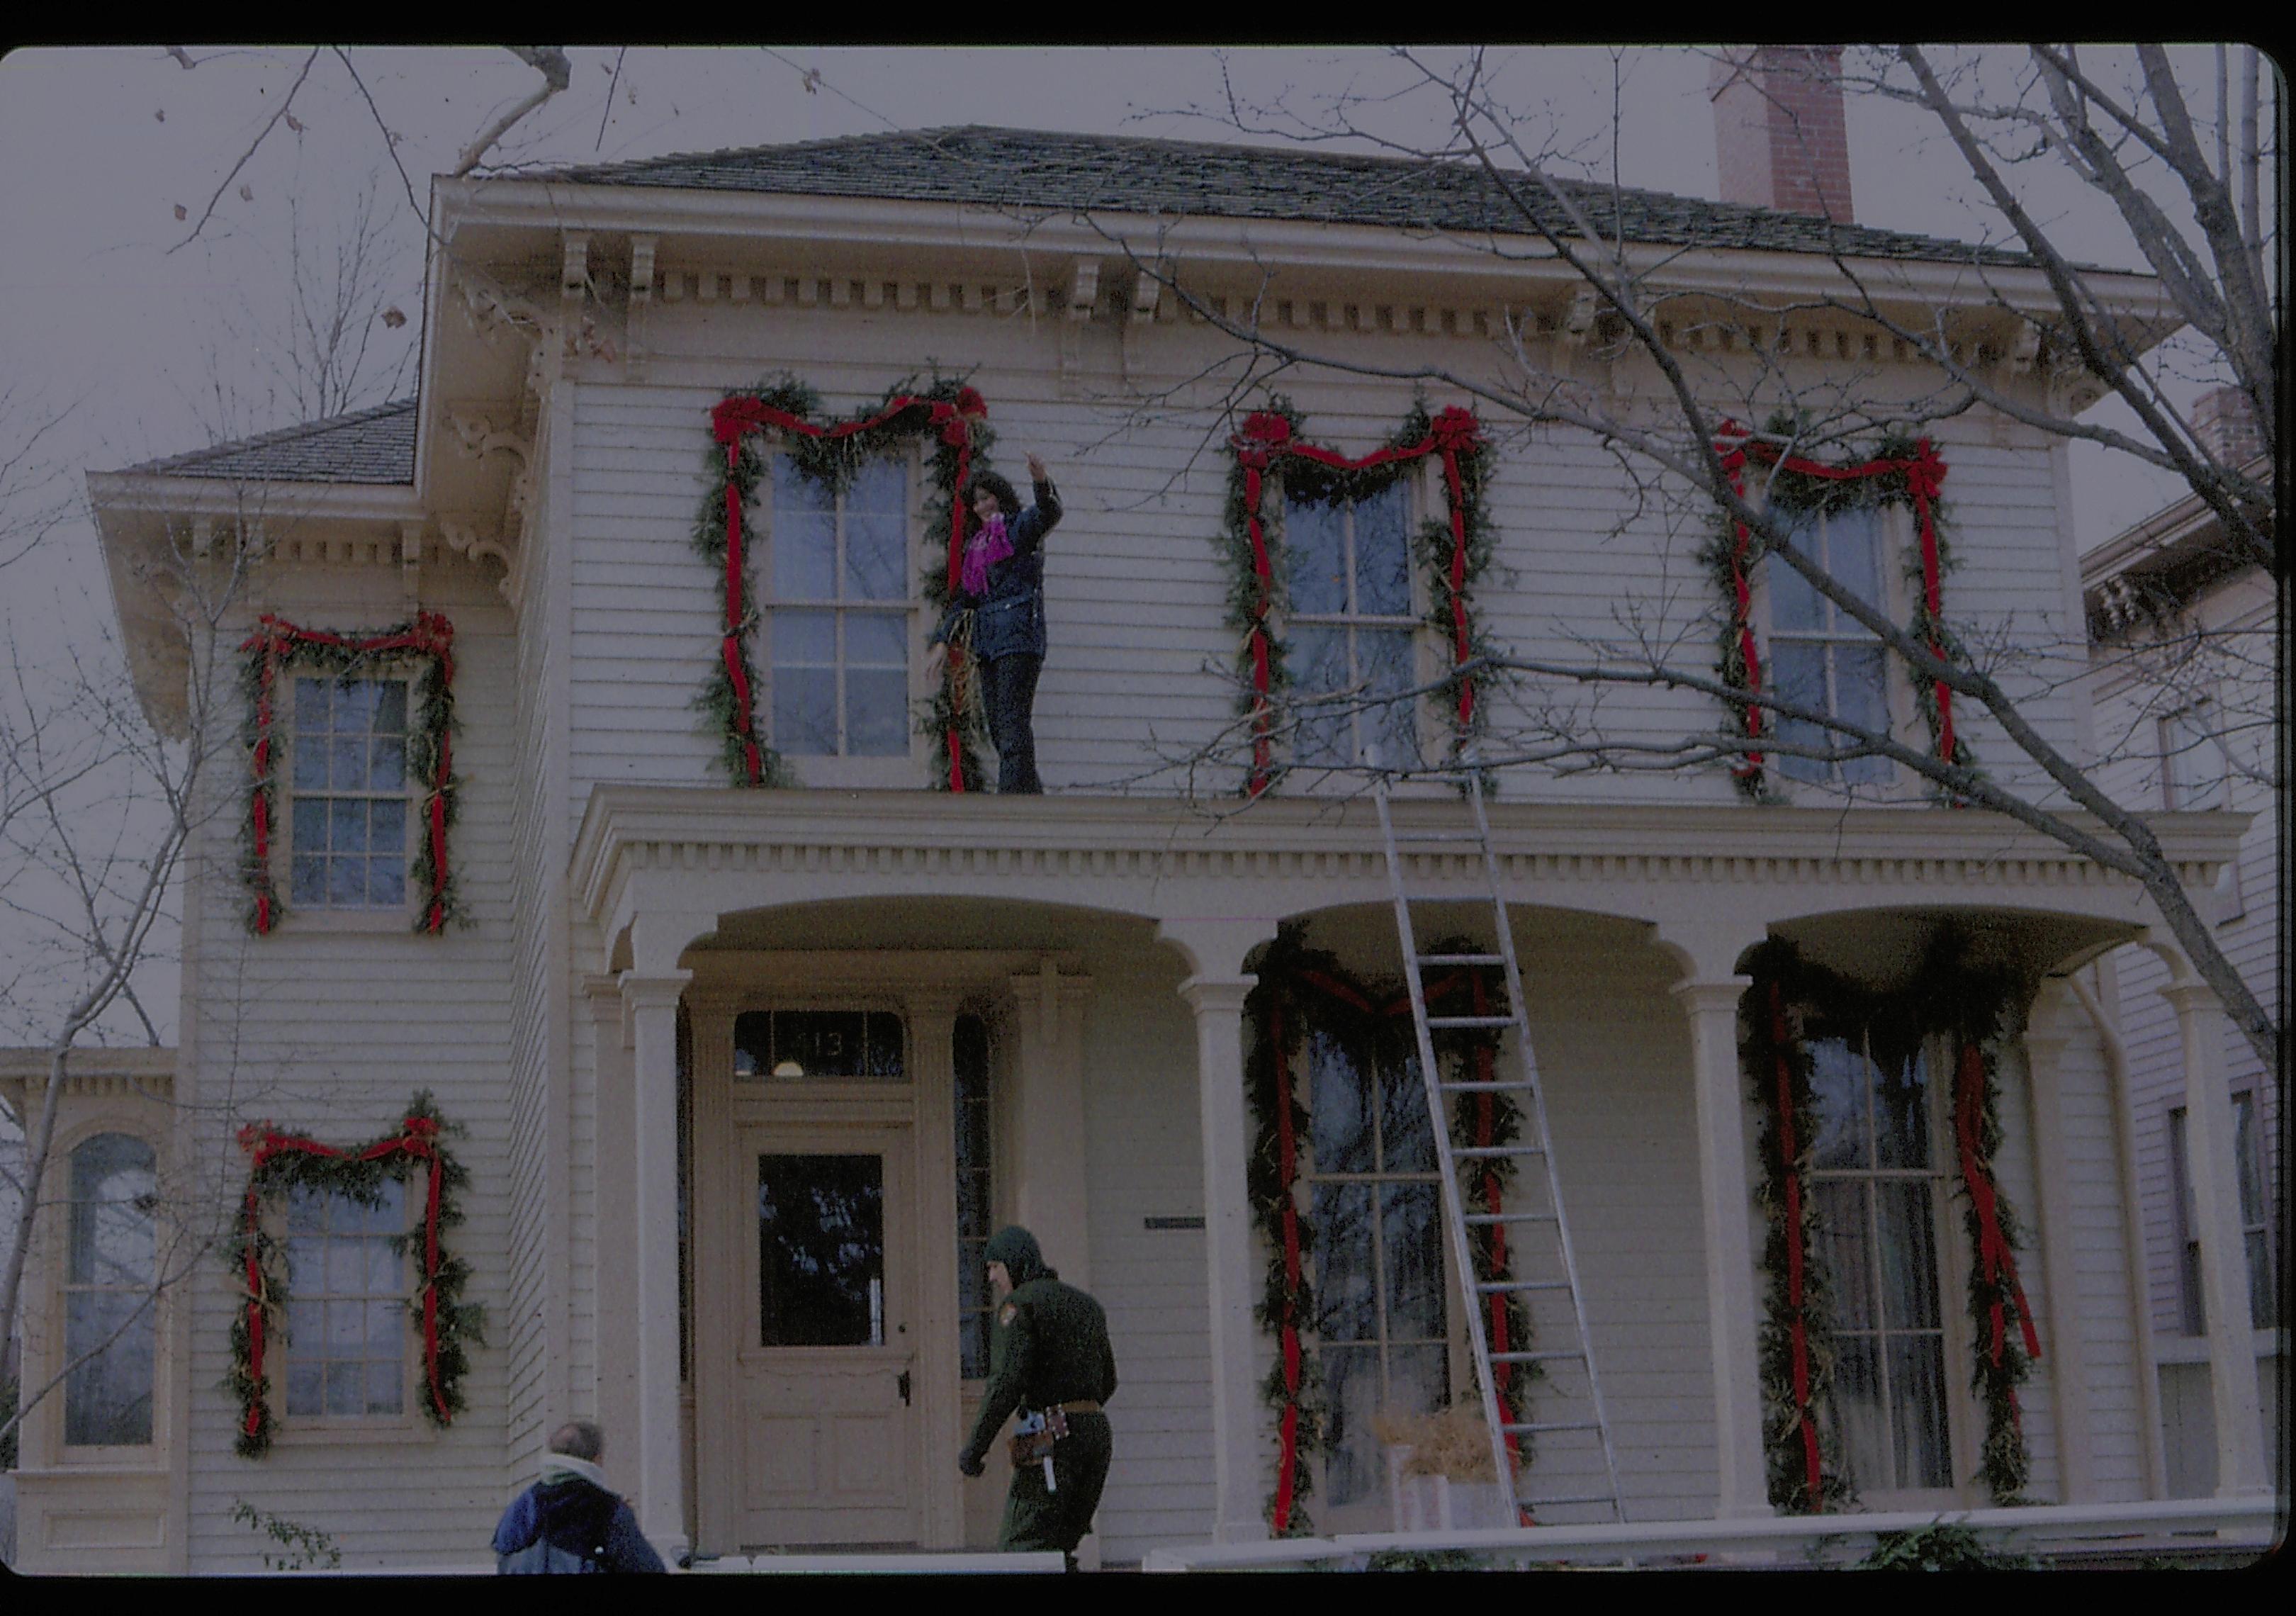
933,480,1062,660
493,1475,667,1573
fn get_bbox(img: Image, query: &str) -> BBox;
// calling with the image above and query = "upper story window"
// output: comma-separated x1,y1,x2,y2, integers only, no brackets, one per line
1804,1025,1953,1493
767,453,913,759
1286,478,1422,770
289,675,410,910
1305,1024,1448,1512
1767,506,1892,788
282,1181,407,1420
2158,698,2229,810
64,1133,157,1447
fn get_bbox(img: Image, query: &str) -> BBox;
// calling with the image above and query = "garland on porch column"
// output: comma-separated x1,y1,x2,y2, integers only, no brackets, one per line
1220,399,1493,797
1704,418,1970,802
239,612,460,935
699,374,994,790
1746,937,2039,1507
1243,924,1532,1534
225,1092,481,1457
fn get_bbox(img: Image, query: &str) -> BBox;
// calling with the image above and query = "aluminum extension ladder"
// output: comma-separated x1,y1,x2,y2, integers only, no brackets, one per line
1373,765,1626,1525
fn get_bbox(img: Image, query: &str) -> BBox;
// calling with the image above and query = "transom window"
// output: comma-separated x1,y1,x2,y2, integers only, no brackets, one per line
733,1010,905,1080
289,675,410,909
767,453,912,758
1305,1025,1448,1509
1804,1025,1952,1492
64,1133,157,1447
1767,506,1891,787
1286,479,1422,770
283,1182,406,1419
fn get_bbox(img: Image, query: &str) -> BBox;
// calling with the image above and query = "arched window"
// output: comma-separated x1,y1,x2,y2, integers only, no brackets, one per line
63,1133,157,1447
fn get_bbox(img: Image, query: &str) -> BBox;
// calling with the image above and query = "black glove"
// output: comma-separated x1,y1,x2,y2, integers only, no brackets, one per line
957,1447,986,1478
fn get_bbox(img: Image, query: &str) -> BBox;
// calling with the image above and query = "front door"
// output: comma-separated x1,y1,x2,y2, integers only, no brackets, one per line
734,1126,920,1547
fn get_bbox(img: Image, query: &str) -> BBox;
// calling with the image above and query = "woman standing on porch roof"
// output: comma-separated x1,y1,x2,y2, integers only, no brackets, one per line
927,454,1061,794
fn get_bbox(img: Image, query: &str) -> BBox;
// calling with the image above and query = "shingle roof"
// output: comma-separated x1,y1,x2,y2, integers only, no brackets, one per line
130,398,417,484
540,125,2034,269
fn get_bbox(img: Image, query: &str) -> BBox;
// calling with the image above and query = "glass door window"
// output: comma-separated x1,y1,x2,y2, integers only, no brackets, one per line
756,1154,887,1348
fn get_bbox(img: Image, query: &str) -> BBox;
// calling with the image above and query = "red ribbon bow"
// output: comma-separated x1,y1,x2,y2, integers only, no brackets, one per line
1429,405,1482,454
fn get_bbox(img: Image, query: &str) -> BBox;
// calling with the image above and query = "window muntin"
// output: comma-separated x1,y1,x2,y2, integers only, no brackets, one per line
954,1014,995,1379
767,453,912,758
288,676,410,909
282,1182,407,1419
1805,1028,1953,1492
1767,507,1892,787
1285,479,1422,770
1305,1026,1448,1508
63,1133,157,1447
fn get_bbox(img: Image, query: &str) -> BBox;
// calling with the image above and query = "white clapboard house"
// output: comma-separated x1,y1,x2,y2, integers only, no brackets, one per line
6,91,2273,1571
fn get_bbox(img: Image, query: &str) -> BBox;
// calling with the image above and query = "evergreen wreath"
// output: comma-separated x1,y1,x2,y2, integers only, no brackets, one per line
239,612,460,935
1244,924,1535,1533
1704,416,1969,802
1220,399,1493,797
700,374,994,791
225,1092,482,1458
1746,936,2039,1508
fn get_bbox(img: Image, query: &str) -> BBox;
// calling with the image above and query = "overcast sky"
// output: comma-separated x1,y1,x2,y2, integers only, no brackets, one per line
0,45,2253,1046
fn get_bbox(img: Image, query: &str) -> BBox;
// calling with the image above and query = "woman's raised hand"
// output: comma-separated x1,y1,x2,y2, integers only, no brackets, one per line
1025,452,1048,483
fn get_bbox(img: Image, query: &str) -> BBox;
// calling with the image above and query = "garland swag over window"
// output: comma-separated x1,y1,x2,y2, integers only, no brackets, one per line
701,375,994,791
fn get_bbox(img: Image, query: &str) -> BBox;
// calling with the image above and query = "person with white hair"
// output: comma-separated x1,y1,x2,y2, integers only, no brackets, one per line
492,1418,668,1573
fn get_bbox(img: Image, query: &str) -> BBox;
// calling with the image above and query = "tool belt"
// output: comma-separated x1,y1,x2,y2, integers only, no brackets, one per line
1008,1402,1100,1466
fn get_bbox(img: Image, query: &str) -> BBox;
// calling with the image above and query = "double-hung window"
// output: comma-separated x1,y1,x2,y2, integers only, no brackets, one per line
288,675,410,911
767,453,912,762
1286,479,1422,770
1804,1023,1954,1494
2172,1094,2281,1332
282,1182,407,1420
63,1133,157,1447
1767,506,1892,787
1306,1024,1448,1513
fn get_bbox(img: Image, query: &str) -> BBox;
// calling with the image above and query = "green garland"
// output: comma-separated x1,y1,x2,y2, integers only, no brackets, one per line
1706,415,1974,802
237,613,461,935
1747,936,2036,1505
226,1092,482,1457
696,373,994,790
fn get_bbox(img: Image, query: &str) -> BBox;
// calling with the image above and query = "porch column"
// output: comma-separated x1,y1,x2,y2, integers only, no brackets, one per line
583,977,638,1459
619,967,693,1557
1670,976,1772,1520
2161,980,2269,1498
1177,972,1267,1545
1004,960,1095,1287
2020,985,2093,1500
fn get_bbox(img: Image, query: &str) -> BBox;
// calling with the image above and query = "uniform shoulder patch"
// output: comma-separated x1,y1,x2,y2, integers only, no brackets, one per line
999,1302,1018,1326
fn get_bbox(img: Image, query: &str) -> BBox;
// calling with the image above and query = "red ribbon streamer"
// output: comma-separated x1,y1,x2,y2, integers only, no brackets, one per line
236,1113,454,1435
1953,1042,2042,1367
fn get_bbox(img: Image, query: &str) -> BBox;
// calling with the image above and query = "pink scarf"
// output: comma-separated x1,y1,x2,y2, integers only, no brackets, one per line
961,514,1013,597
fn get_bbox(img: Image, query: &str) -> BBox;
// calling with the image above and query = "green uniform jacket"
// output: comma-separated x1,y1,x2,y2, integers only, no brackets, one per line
962,1275,1118,1464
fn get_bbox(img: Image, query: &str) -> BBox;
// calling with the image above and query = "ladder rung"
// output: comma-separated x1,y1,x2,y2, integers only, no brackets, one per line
1417,952,1504,965
1492,1349,1584,1363
1439,1079,1536,1093
1426,1015,1514,1028
1478,1279,1572,1294
1463,1211,1558,1225
1503,1420,1605,1435
1453,1145,1544,1159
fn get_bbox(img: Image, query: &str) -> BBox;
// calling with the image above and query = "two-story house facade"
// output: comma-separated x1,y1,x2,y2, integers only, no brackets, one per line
8,117,2269,1571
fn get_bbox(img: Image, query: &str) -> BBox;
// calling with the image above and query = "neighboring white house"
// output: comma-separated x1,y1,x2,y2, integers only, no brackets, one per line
4,91,2273,1571
2080,400,2283,1498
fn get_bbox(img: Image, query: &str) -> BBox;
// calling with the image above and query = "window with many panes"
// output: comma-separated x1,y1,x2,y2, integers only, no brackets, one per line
1285,478,1422,770
289,675,410,910
63,1133,157,1447
1305,1023,1448,1510
1804,1024,1954,1493
1767,506,1892,787
2172,1093,2280,1333
282,1182,406,1420
953,1014,995,1379
767,452,912,759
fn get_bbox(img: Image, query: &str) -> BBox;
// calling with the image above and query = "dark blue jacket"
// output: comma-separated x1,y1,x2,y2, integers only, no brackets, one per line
933,479,1062,660
493,1475,667,1574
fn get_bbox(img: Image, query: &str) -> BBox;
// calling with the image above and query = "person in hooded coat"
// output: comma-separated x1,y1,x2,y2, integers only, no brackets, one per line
957,1224,1118,1564
493,1419,667,1573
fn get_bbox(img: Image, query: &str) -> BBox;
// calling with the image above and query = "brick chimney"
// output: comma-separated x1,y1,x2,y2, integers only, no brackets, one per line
2192,385,2265,466
1711,46,1855,223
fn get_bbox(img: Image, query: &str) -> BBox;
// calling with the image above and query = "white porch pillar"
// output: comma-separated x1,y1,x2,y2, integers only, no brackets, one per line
1003,960,1095,1288
2020,986,2093,1500
619,967,693,1558
2161,980,2269,1498
1670,976,1773,1520
1177,972,1268,1545
583,976,638,1461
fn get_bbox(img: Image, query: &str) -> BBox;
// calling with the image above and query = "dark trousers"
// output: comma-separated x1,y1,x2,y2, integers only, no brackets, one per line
980,653,1044,795
997,1412,1111,1561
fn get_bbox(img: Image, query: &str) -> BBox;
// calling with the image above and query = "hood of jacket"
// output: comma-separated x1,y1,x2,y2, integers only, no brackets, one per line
985,1223,1054,1286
